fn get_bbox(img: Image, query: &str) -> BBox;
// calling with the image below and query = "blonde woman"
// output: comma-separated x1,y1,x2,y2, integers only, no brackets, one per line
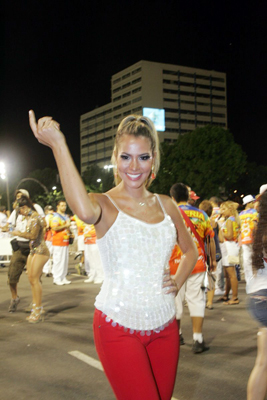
29,110,198,400
219,201,240,305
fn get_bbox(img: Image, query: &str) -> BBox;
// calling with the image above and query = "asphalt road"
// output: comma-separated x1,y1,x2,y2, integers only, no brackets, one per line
0,256,259,400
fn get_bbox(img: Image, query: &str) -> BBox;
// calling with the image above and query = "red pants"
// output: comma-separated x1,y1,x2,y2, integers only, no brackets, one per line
93,309,179,400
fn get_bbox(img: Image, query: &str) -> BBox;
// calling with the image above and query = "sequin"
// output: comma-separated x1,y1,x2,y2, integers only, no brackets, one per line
22,213,49,257
95,194,177,332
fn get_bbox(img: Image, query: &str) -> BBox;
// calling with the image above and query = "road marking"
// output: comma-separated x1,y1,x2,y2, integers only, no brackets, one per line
69,350,103,371
68,350,179,399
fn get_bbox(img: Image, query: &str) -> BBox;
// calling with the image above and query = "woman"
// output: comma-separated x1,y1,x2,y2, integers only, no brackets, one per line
12,195,49,323
29,110,198,400
219,201,240,305
247,190,267,400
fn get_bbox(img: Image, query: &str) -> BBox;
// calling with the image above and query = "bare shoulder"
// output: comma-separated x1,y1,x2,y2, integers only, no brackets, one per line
157,194,178,215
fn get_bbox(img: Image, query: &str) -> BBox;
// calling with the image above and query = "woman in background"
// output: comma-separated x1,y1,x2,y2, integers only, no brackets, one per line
219,201,240,305
12,195,49,323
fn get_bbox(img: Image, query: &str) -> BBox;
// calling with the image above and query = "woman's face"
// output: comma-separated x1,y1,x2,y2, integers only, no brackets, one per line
19,205,31,216
116,134,154,189
220,204,231,218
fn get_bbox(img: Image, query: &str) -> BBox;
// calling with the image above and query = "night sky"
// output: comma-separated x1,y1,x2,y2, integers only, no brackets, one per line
2,0,267,185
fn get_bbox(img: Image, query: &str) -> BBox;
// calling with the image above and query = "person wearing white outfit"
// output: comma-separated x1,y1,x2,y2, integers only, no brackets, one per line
42,205,54,277
51,201,71,285
83,224,104,284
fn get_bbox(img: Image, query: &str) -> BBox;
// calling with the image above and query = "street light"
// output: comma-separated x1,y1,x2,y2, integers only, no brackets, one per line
104,165,114,171
0,162,10,212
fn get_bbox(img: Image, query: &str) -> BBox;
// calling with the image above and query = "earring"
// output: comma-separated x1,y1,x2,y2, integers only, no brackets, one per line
114,165,118,177
151,166,156,180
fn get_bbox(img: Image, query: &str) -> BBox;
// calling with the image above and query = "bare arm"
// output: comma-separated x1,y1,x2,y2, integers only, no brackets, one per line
29,111,101,224
223,219,234,241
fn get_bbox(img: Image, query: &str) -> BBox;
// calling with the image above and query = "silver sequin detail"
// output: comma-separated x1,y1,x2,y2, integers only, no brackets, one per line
95,194,177,332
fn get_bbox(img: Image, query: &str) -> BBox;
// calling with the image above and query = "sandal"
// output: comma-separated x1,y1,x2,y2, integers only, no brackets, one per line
28,306,44,324
206,304,214,310
218,296,229,302
224,298,239,305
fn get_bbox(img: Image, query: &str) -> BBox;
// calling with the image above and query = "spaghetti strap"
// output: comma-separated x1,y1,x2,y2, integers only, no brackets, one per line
103,193,121,212
155,194,167,215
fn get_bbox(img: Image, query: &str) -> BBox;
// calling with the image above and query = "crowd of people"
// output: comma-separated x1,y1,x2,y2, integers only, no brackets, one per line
0,109,266,399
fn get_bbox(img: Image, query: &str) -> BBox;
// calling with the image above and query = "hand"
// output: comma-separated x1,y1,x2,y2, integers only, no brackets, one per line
29,110,65,149
162,269,179,297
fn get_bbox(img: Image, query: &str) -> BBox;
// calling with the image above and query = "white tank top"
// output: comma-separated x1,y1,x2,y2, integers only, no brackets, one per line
94,194,177,332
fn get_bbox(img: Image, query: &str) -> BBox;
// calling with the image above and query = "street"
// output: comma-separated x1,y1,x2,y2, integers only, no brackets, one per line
0,256,258,400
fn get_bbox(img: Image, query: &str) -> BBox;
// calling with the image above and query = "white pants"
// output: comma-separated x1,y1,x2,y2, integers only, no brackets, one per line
242,244,253,283
173,272,206,319
84,243,104,281
52,246,69,282
77,235,85,252
43,241,53,274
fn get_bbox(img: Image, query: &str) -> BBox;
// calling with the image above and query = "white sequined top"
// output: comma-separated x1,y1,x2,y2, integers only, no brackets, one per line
95,194,177,332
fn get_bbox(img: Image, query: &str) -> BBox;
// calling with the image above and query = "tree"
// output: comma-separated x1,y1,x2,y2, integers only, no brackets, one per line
82,165,114,193
151,125,247,198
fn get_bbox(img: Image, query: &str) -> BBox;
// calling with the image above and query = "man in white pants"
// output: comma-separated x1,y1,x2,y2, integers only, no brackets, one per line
51,201,71,286
42,205,54,277
83,224,104,284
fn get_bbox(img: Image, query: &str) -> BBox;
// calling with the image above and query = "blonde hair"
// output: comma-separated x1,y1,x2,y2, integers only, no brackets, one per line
222,201,241,227
111,115,160,188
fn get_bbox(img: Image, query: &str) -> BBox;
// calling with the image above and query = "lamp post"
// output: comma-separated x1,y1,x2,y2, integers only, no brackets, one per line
0,162,10,212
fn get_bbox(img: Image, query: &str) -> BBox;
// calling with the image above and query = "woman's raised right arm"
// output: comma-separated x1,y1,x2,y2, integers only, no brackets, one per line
29,110,101,224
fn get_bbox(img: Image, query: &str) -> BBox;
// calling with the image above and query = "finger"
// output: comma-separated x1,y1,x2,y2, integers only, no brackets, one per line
37,116,53,132
29,110,38,136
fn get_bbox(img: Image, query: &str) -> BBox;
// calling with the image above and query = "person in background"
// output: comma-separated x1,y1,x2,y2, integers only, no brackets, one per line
29,110,197,400
72,214,85,275
7,189,44,312
51,200,71,286
247,189,267,400
219,201,240,305
83,224,104,284
11,195,49,323
0,206,8,266
188,190,200,207
239,195,258,284
199,200,218,310
209,196,224,296
170,183,216,353
42,205,54,277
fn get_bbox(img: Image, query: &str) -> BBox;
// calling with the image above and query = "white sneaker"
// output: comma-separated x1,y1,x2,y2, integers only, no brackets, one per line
214,288,224,296
54,280,65,286
62,278,71,285
94,279,103,284
84,276,94,283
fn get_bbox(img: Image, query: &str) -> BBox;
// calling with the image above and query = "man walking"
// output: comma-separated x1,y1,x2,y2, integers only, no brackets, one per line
170,183,216,353
51,200,71,285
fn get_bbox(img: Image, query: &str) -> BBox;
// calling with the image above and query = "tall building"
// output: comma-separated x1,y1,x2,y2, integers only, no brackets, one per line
80,60,227,174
